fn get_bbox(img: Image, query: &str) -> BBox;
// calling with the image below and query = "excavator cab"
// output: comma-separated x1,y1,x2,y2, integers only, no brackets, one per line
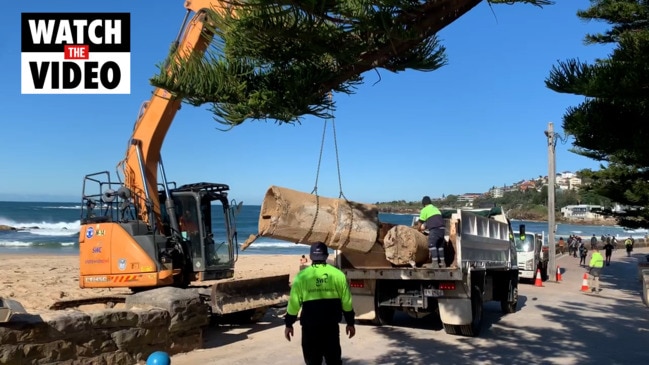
78,172,240,288
159,182,238,281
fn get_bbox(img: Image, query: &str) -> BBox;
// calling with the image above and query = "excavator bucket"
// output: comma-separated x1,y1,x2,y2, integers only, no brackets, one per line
210,274,290,315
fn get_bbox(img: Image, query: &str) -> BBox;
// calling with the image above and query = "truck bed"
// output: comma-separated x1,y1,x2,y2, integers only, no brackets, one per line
340,209,514,275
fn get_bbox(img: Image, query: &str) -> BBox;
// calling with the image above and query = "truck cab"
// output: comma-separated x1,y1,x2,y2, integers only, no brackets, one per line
515,227,548,282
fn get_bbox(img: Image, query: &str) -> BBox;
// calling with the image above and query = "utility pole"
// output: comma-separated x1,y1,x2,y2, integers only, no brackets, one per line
545,122,557,282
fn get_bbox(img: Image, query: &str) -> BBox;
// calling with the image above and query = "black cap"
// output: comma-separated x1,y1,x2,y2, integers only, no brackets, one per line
310,242,329,261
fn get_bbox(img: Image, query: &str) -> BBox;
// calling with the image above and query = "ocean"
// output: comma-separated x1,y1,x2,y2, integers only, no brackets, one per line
0,201,645,256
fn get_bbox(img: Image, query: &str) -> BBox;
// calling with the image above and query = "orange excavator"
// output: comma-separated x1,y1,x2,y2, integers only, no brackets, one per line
75,0,289,319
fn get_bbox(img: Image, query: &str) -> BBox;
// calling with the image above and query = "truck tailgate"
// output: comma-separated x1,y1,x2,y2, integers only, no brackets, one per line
343,268,463,281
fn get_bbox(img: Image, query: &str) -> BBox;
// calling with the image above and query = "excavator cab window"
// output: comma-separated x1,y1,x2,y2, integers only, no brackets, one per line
173,195,203,263
162,183,236,276
204,198,235,269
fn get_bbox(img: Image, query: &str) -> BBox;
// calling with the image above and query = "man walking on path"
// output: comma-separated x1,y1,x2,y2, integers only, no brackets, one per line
625,237,634,257
579,241,588,267
284,242,356,365
588,247,605,293
603,240,614,266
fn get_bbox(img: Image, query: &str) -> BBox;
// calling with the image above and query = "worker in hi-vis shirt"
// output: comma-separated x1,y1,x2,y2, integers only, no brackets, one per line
284,242,356,365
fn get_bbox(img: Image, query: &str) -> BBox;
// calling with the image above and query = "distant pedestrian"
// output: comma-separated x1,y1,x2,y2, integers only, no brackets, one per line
588,247,605,294
299,255,308,270
590,234,598,250
579,242,588,266
603,241,613,266
612,236,618,251
569,236,578,258
558,237,565,255
625,237,633,257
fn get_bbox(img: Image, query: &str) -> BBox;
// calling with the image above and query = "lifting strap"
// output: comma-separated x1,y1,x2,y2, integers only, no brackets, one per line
299,93,352,247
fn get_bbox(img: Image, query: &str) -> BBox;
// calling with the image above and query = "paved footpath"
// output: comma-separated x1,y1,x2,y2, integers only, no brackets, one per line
509,246,649,365
171,247,649,365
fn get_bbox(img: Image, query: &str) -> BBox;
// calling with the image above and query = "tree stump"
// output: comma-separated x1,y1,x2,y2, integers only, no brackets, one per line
383,225,430,266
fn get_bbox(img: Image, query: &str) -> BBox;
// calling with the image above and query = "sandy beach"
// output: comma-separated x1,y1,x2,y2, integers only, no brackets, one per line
0,253,302,313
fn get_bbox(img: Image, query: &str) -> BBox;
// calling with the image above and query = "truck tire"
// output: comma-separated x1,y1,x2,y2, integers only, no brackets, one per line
371,306,395,326
500,283,518,314
444,288,483,336
372,280,394,326
460,288,482,337
443,323,458,335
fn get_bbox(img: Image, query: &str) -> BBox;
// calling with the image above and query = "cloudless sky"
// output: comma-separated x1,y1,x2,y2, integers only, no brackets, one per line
0,0,611,204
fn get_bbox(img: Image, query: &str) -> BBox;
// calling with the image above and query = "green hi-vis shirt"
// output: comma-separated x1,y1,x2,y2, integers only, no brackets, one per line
419,204,443,229
285,263,355,328
589,252,604,268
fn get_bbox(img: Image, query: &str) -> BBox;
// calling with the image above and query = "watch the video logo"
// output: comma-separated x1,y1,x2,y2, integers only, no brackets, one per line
21,13,130,94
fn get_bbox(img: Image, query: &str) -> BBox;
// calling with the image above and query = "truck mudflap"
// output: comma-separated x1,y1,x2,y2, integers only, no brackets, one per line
210,274,290,315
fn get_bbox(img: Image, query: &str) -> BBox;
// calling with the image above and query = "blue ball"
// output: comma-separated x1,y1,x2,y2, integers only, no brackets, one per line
146,351,171,365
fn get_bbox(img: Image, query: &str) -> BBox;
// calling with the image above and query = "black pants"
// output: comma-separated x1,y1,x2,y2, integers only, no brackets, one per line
302,324,341,365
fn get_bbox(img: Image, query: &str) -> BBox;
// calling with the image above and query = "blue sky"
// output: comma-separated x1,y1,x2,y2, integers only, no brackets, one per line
0,0,610,204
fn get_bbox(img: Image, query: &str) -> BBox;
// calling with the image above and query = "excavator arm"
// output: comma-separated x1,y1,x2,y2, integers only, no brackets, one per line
119,0,227,230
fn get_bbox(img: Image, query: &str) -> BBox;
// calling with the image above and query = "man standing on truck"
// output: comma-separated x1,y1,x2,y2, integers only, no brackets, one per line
418,196,445,266
284,242,356,365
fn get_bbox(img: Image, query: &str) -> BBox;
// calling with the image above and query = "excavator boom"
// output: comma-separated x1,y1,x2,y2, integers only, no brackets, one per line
121,0,226,228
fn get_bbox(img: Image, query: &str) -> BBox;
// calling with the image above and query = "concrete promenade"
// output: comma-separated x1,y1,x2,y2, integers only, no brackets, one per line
508,246,649,364
171,247,649,365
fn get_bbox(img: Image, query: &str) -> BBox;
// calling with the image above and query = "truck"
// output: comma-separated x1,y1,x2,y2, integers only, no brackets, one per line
515,226,549,283
69,0,290,321
337,207,520,337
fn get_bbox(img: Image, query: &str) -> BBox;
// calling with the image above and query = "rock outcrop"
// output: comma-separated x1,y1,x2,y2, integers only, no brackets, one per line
0,288,210,365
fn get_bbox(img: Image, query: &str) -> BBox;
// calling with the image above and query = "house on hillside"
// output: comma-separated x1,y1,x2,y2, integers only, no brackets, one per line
457,193,482,207
560,204,604,221
519,181,536,191
488,186,504,198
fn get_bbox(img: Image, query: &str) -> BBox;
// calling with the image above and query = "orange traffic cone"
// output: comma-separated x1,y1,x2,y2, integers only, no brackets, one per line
580,272,589,292
534,269,543,287
556,265,562,282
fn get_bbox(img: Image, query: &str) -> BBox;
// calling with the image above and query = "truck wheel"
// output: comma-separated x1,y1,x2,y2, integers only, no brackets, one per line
443,323,458,335
500,285,518,314
459,289,482,337
371,306,395,326
372,280,394,326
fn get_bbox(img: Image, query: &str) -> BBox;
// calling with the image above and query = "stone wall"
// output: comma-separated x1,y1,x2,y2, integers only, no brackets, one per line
0,287,209,365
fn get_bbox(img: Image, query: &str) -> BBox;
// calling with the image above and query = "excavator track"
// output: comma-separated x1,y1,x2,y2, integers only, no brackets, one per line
49,295,128,310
